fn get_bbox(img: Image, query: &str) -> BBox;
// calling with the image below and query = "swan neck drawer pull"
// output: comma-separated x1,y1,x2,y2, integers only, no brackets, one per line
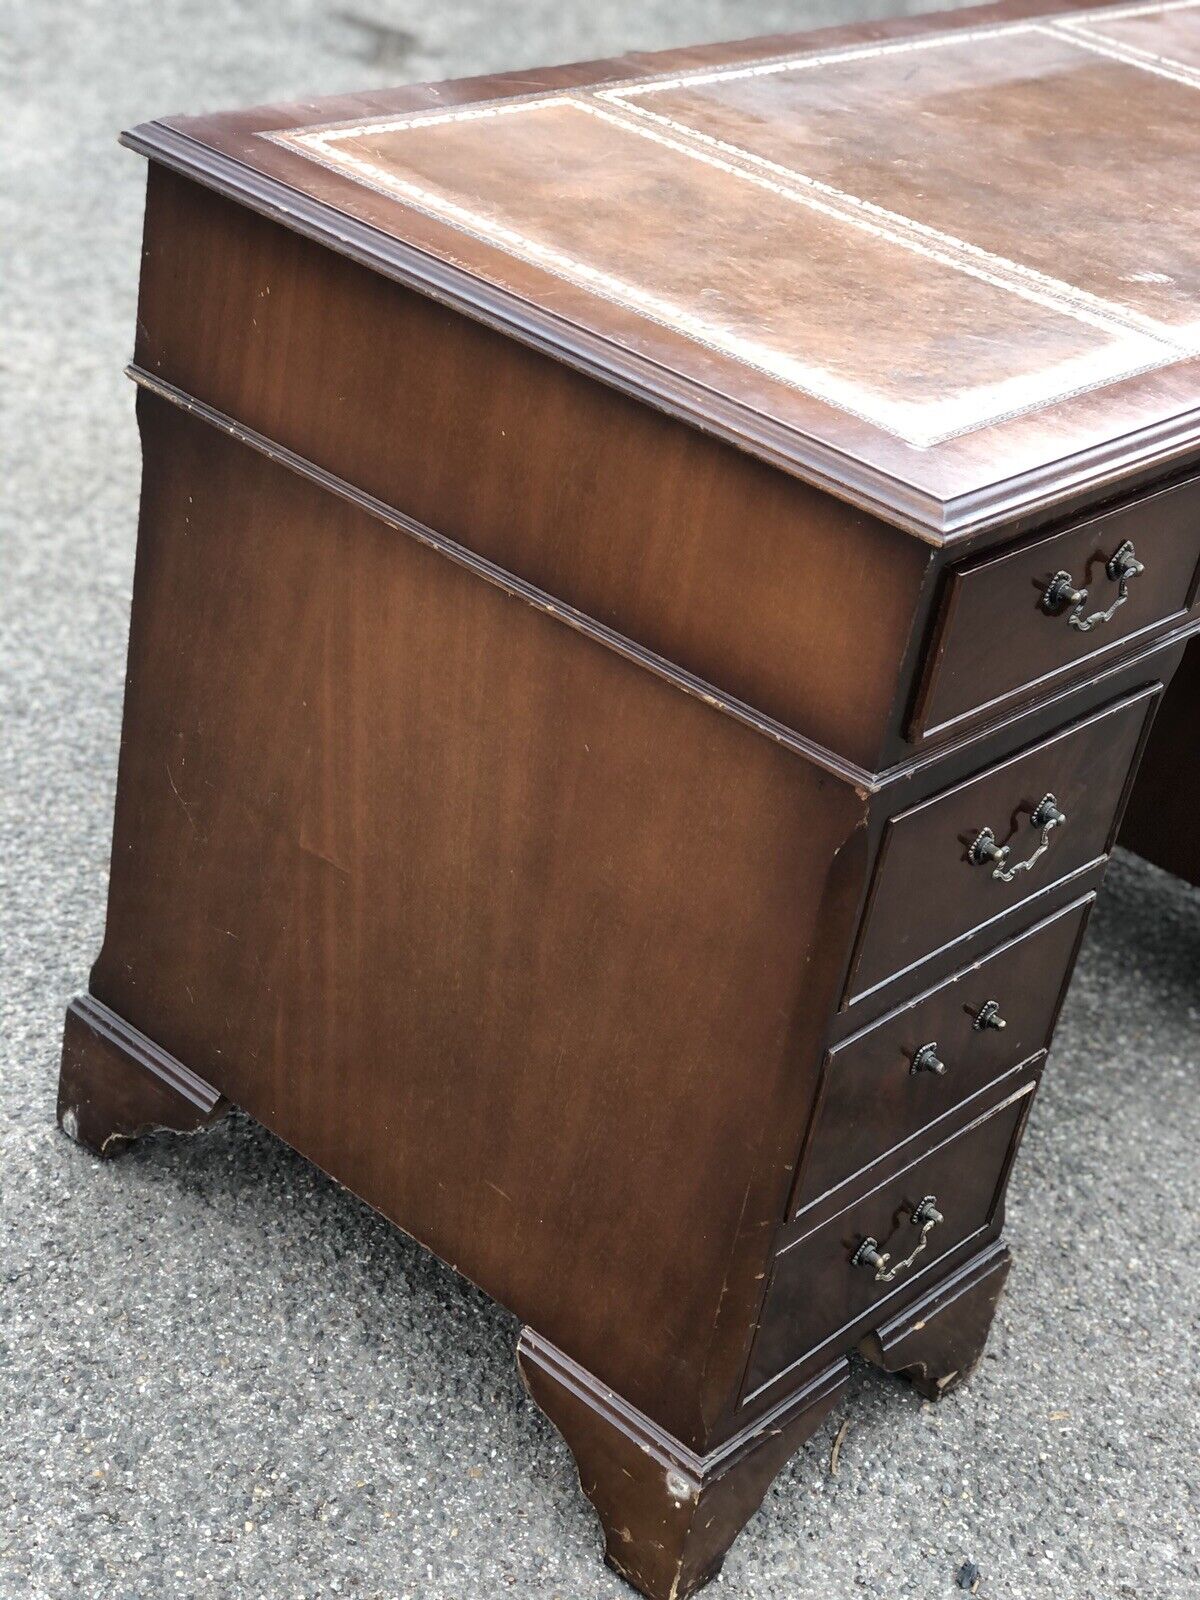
1042,539,1144,632
852,1196,944,1283
969,793,1066,883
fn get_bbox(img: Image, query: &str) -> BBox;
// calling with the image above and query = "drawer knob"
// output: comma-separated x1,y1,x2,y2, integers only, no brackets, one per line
973,999,1007,1031
910,1042,947,1075
969,793,1066,883
852,1195,943,1282
1042,539,1144,632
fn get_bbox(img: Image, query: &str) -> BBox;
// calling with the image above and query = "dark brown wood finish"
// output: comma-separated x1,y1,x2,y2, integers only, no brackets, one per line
1120,635,1200,885
130,167,933,774
517,1332,847,1600
59,996,229,1156
793,895,1093,1212
913,477,1200,740
59,3,1200,1595
847,686,1161,1002
859,1239,1013,1401
746,1071,1037,1400
86,391,870,1448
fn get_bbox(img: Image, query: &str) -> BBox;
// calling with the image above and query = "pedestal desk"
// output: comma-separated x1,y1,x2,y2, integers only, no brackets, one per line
60,2,1200,1594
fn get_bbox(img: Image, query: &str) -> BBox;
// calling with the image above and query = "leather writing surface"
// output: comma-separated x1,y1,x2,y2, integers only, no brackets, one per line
614,21,1200,340
272,4,1200,450
1063,0,1200,66
134,1,1200,533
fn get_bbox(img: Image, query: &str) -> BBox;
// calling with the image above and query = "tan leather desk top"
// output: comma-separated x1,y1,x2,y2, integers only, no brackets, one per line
126,0,1200,537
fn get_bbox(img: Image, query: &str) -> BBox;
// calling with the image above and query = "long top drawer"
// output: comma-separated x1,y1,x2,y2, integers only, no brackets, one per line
913,479,1200,740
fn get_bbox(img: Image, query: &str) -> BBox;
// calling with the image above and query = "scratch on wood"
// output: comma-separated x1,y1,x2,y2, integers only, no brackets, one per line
164,759,198,832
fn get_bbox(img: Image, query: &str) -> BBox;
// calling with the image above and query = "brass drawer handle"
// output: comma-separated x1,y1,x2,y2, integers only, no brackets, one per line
969,793,1065,883
852,1196,943,1283
1042,539,1143,632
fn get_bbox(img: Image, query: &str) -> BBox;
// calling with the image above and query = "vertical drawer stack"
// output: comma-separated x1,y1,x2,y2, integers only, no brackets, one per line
742,485,1200,1407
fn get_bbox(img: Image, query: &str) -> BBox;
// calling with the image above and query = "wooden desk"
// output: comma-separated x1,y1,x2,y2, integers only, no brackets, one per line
60,2,1200,1595
1122,636,1200,883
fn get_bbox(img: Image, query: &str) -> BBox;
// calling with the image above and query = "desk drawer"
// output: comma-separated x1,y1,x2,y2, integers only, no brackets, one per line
848,685,1158,1002
794,895,1091,1213
746,1079,1034,1398
912,478,1200,739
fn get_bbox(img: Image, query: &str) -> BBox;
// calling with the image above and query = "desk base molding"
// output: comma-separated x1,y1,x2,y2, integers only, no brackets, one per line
58,996,229,1157
517,1328,848,1600
859,1239,1012,1401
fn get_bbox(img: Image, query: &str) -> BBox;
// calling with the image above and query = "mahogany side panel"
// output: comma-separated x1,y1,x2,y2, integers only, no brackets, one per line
131,164,932,773
86,390,870,1451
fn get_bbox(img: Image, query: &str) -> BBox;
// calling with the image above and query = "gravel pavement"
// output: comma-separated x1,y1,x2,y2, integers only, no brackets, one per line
2,3,1198,1597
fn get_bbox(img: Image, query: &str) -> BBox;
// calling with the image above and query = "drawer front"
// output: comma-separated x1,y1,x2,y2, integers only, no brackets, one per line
746,1079,1034,1398
848,685,1159,1002
912,477,1200,739
794,895,1092,1213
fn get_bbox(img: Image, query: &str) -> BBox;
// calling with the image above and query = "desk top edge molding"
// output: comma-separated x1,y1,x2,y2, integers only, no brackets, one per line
120,0,1200,545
